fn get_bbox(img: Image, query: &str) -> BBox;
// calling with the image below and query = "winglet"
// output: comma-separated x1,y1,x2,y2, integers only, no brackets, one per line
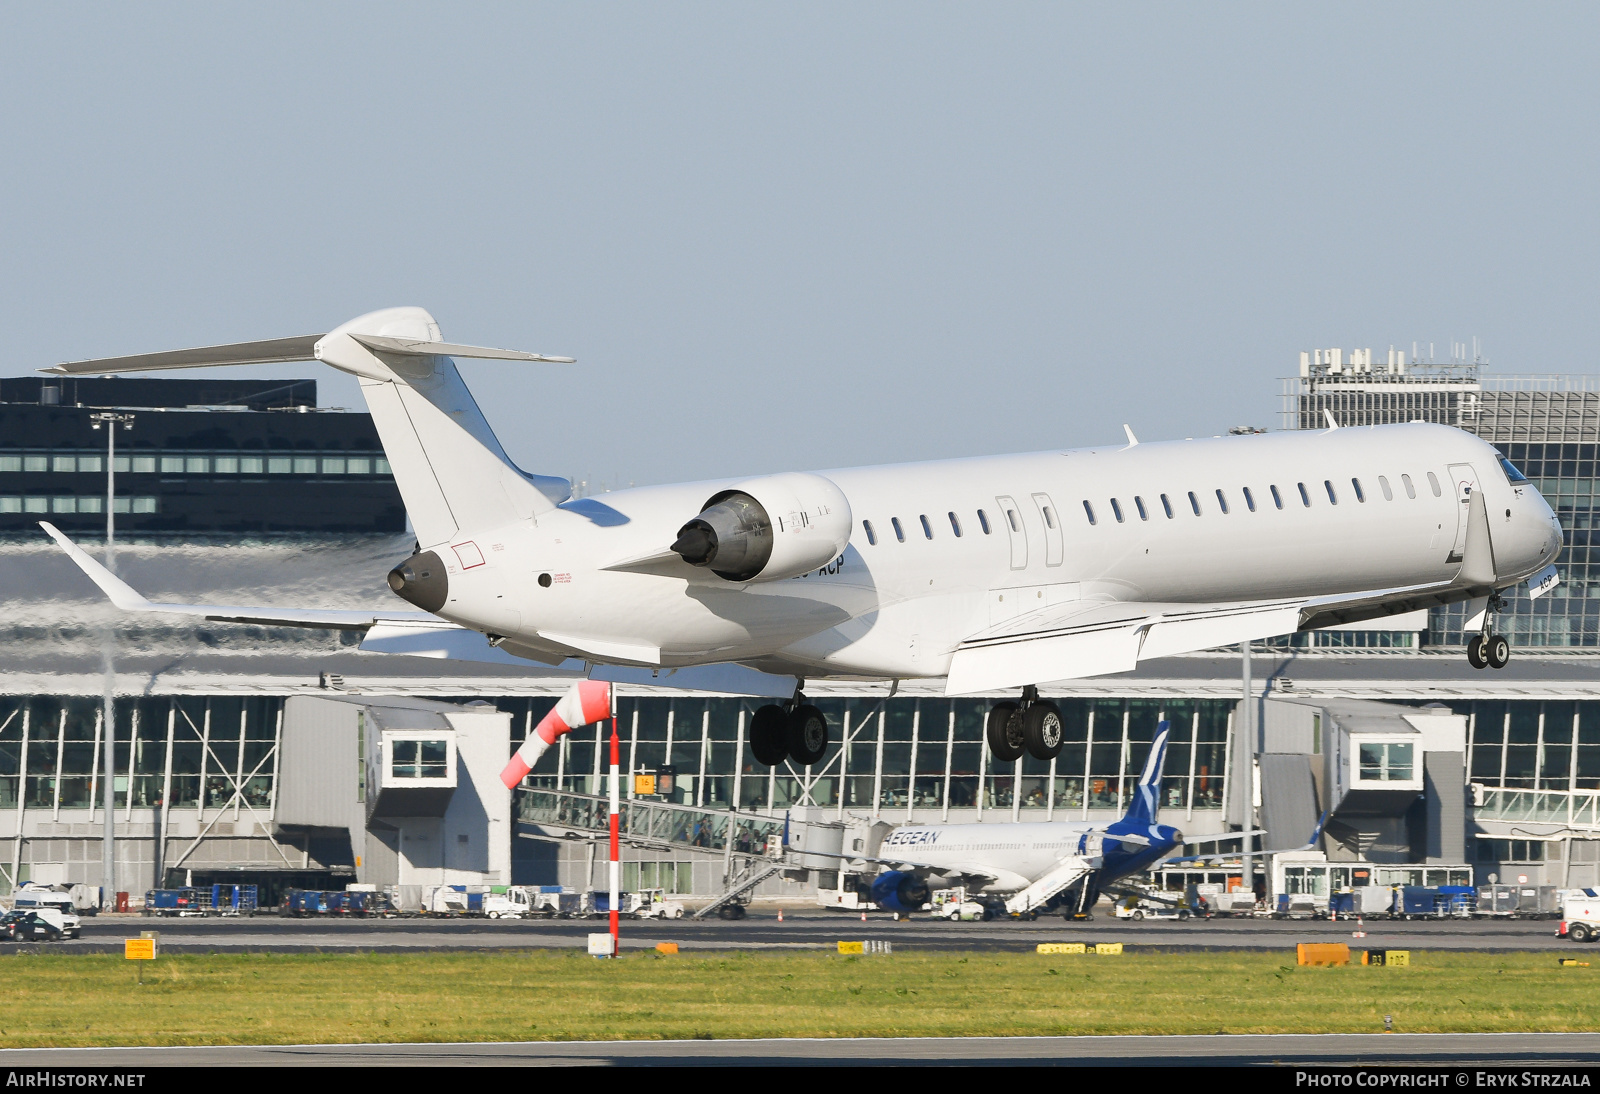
1123,424,1139,447
1323,408,1340,430
37,522,152,610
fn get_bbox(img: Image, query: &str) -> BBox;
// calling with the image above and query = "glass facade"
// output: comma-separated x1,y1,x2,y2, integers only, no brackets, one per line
500,696,1234,818
0,696,281,814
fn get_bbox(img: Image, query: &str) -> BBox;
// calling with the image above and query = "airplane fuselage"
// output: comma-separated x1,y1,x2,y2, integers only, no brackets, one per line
427,423,1560,681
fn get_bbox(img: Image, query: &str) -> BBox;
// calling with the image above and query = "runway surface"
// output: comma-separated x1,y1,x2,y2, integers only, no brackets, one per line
48,908,1571,954
4,1032,1600,1066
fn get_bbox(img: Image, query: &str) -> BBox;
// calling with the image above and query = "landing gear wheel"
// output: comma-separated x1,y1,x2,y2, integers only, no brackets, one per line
1467,634,1488,669
786,704,829,765
986,701,1025,762
1023,700,1064,760
1487,634,1510,670
749,704,789,766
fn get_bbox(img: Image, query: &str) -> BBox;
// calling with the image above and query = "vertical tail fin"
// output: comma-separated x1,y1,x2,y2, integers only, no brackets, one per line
41,306,576,551
1123,720,1171,827
318,308,571,548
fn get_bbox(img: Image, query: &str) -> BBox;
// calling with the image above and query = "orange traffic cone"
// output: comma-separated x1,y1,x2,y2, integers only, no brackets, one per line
860,911,867,921
777,908,784,922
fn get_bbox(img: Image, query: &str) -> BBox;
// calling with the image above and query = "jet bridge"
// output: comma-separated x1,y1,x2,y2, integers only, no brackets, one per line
516,787,827,913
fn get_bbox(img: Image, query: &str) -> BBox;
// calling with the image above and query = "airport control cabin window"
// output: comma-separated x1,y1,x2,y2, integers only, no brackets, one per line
391,739,449,779
1357,740,1414,782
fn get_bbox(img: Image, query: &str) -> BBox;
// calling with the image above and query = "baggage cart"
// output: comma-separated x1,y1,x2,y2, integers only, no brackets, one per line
1399,886,1440,919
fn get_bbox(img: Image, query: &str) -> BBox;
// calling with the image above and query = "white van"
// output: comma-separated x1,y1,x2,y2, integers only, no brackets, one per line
1557,895,1600,942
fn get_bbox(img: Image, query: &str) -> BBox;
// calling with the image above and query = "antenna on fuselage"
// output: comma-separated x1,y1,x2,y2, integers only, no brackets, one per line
1123,424,1139,447
1322,408,1340,431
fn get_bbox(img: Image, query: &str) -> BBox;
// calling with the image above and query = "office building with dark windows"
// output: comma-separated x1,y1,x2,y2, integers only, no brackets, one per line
0,375,405,536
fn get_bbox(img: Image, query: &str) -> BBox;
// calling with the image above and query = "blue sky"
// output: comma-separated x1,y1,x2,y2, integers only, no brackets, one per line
3,3,1596,487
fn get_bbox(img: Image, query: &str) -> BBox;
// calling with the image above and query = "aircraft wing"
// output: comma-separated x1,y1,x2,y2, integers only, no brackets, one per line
946,580,1462,695
40,521,432,631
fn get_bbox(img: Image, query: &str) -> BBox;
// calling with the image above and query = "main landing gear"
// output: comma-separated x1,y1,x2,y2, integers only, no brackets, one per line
749,688,829,768
1466,595,1511,671
986,685,1064,762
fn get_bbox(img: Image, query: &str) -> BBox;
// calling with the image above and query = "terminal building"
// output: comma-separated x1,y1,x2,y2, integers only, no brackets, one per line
2,360,1598,909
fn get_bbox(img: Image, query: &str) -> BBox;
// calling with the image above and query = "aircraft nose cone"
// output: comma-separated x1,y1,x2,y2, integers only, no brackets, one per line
387,550,448,612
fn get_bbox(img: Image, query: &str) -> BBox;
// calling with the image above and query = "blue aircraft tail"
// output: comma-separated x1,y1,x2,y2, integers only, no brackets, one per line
1122,720,1171,828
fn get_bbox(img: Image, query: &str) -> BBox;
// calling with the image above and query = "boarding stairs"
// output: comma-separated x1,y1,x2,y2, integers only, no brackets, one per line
1003,855,1096,916
693,859,788,920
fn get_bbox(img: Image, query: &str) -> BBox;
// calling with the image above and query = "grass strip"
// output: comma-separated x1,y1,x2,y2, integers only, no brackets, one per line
1,949,1595,1048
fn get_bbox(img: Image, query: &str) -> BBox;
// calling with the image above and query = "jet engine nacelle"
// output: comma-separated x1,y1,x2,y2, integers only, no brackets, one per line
671,472,852,582
868,870,931,914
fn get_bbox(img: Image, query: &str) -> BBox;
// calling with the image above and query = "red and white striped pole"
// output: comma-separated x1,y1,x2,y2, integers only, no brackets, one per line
608,699,621,955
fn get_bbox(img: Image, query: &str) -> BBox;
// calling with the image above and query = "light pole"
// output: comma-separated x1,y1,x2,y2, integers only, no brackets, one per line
89,411,134,909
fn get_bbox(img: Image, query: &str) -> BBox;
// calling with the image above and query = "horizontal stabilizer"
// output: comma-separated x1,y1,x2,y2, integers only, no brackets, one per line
44,336,323,376
349,333,574,363
43,332,575,377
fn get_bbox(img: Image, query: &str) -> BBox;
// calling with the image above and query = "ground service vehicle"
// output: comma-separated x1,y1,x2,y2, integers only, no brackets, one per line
0,910,72,942
1559,896,1600,943
634,889,687,919
12,883,81,918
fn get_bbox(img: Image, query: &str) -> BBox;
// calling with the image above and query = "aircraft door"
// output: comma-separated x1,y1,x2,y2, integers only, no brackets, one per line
1446,463,1479,564
1032,493,1064,567
996,495,1028,570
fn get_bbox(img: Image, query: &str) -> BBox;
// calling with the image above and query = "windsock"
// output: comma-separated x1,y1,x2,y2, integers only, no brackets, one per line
500,679,612,787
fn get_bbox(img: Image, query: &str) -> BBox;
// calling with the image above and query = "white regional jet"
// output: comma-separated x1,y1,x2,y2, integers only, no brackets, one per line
43,307,1563,770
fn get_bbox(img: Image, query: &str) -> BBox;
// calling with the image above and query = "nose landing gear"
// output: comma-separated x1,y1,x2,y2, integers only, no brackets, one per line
987,686,1064,762
1467,595,1511,670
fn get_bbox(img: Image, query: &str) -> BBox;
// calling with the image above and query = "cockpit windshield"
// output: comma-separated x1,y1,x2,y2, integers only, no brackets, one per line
1499,456,1529,484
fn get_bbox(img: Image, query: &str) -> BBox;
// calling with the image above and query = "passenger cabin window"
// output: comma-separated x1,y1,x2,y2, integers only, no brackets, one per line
948,512,963,537
977,509,991,534
1298,482,1311,507
1160,494,1174,518
1352,478,1365,503
1401,474,1416,499
1110,498,1124,523
1324,480,1338,504
1243,487,1256,512
1427,472,1442,497
1042,505,1057,529
1006,508,1021,532
1135,496,1148,520
891,517,905,542
1082,500,1097,525
1270,485,1283,509
1187,491,1201,515
919,514,933,539
1378,475,1393,501
862,520,877,546
1215,489,1229,515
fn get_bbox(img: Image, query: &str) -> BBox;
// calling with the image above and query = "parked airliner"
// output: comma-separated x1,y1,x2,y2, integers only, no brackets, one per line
43,307,1563,770
836,721,1187,918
